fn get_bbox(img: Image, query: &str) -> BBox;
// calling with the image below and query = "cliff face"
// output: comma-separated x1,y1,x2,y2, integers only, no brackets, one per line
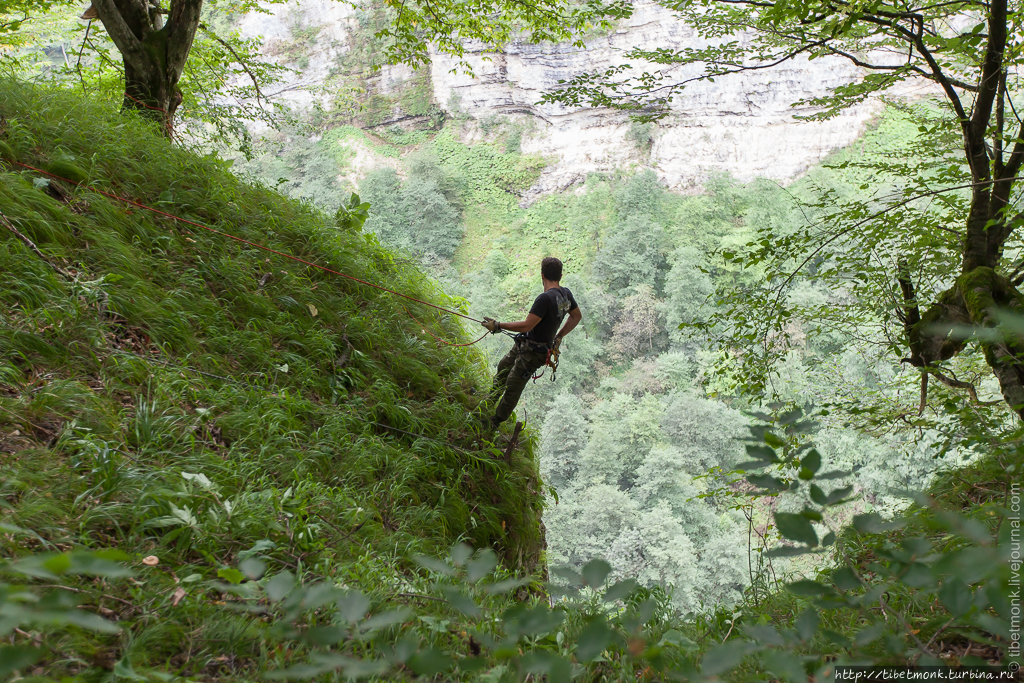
239,0,899,197
428,1,880,197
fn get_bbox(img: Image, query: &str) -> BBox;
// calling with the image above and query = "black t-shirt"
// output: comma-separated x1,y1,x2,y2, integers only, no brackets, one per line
524,286,578,345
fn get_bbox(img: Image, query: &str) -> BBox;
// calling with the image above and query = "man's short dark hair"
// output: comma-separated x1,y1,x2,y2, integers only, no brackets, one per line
541,257,563,282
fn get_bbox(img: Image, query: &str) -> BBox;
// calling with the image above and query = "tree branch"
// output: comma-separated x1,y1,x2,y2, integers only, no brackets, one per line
165,0,203,77
969,0,1007,150
926,367,1002,406
91,0,149,67
200,26,264,106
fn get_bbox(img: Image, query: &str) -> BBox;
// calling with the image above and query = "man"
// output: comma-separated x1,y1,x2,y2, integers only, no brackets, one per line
481,257,582,429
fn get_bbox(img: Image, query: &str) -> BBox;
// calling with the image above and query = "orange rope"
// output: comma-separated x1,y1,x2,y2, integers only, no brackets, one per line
405,307,490,347
121,92,173,136
122,91,169,114
9,161,488,347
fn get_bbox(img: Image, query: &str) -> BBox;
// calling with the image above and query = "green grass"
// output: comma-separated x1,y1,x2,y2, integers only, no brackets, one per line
0,80,544,679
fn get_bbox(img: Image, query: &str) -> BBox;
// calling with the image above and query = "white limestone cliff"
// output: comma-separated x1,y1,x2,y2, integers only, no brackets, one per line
239,0,929,198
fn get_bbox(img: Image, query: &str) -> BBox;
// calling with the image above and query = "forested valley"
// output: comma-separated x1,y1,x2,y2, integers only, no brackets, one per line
0,0,1019,678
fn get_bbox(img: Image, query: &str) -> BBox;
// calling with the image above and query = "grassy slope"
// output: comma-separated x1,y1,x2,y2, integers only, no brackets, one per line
0,81,544,678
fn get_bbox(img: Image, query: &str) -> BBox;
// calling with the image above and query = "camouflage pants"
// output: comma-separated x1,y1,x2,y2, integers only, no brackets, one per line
490,342,547,424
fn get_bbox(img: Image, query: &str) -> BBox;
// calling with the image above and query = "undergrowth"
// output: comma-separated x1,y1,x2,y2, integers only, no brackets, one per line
0,80,545,679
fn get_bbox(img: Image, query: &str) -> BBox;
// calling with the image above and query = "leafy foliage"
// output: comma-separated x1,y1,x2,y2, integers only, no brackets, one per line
360,166,463,260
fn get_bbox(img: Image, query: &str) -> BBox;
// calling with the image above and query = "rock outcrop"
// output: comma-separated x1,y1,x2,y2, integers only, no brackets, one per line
240,0,921,198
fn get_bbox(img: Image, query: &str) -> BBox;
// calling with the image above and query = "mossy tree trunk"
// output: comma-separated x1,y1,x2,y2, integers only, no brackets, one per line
903,269,1024,416
892,0,1024,419
92,0,202,137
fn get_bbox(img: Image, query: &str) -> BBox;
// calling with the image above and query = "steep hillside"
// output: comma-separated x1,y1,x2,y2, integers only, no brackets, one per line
0,81,545,677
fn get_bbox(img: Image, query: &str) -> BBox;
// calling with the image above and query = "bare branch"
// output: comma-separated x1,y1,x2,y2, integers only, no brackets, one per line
200,25,265,106
927,367,1003,406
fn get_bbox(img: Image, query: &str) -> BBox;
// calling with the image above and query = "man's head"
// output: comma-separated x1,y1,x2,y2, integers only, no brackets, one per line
541,257,563,283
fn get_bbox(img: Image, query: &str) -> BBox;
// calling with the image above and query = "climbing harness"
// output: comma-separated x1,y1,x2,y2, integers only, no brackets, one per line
7,161,484,348
503,333,560,383
532,337,561,383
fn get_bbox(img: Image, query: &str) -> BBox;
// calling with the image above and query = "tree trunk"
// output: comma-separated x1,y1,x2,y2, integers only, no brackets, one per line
905,268,1024,419
91,0,202,138
123,58,181,136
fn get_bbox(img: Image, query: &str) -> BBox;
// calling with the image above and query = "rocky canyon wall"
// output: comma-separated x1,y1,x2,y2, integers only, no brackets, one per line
239,0,929,198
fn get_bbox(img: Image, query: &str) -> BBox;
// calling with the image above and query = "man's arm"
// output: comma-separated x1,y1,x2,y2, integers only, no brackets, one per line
557,307,582,339
494,313,542,333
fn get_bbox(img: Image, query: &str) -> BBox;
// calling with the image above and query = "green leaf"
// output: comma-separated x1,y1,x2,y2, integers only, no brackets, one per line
900,562,932,588
743,624,786,646
810,484,828,506
484,578,530,595
266,653,389,680
786,580,834,597
701,640,759,676
450,543,473,567
67,552,133,578
832,567,861,591
853,512,905,534
800,449,821,475
658,629,697,649
760,649,806,683
821,629,852,648
745,444,780,463
264,571,295,602
42,553,71,576
774,512,818,546
602,579,640,602
359,608,413,634
336,590,371,624
502,604,564,638
581,558,612,588
799,507,822,521
217,567,245,585
300,626,348,646
575,618,613,662
413,555,456,577
974,613,1010,639
112,660,149,681
520,651,572,680
466,549,498,583
439,587,481,618
816,469,853,480
239,558,266,581
53,609,121,634
939,578,972,617
550,566,584,585
936,511,992,544
407,648,452,677
795,608,819,640
826,485,855,504
0,644,42,677
747,474,789,491
766,546,814,558
854,622,885,647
